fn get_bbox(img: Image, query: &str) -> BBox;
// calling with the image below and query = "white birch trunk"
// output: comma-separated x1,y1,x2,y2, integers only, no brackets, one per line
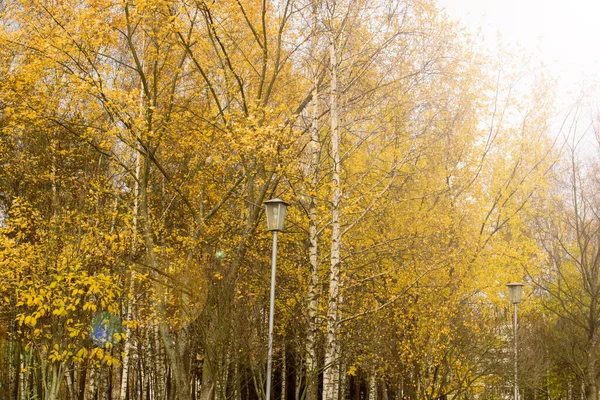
46,364,62,400
87,366,97,400
19,353,25,400
140,350,146,400
368,373,377,400
154,320,166,400
305,4,321,395
323,35,341,400
334,290,345,400
120,151,140,400
339,358,348,400
65,369,75,400
568,380,572,400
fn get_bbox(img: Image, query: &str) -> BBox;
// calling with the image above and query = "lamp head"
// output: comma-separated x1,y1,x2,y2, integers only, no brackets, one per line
506,282,524,304
264,198,289,232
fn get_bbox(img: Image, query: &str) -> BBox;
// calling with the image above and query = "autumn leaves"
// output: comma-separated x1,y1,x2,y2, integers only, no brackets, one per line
0,0,569,399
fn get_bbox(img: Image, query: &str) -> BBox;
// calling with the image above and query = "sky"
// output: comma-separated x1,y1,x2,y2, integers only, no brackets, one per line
437,0,600,108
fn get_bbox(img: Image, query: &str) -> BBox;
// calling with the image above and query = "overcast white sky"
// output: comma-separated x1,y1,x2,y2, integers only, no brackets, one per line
437,0,600,106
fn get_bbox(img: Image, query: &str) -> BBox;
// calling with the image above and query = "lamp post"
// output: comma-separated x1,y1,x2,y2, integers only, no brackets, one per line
507,282,523,400
264,198,289,400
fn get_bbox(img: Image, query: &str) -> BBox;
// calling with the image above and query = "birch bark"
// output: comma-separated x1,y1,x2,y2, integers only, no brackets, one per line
305,1,322,395
368,373,376,400
323,35,341,400
119,151,140,400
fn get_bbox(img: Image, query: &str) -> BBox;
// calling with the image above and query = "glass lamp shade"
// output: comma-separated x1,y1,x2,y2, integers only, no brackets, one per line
506,282,524,304
264,198,289,232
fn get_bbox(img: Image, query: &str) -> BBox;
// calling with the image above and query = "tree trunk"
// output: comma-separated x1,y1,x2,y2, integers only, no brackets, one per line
381,380,388,400
588,333,598,400
87,366,98,400
154,321,167,400
120,151,140,400
323,35,341,400
368,374,376,400
12,343,20,400
295,356,303,400
339,358,347,400
44,363,62,400
232,353,242,400
282,345,287,400
18,350,26,400
305,3,322,400
65,368,76,400
78,362,87,400
199,356,214,400
138,154,191,400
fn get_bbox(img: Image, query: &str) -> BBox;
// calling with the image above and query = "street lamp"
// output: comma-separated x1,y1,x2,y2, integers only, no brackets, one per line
264,198,289,400
507,282,523,400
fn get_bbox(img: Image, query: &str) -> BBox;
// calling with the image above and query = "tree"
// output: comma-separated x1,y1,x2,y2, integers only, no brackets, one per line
0,0,562,399
532,131,600,400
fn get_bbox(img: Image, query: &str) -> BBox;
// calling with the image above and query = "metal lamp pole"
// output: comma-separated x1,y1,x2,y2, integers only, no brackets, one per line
507,282,523,400
264,198,289,400
265,229,278,400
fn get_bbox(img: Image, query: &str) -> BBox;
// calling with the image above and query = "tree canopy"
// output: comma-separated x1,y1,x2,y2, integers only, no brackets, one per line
0,0,593,400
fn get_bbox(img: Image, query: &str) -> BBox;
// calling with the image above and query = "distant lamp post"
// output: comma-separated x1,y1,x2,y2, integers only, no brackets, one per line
264,198,289,400
507,282,524,400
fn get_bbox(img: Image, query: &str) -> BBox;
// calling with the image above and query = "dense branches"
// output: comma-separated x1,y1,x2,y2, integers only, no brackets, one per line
0,1,562,400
